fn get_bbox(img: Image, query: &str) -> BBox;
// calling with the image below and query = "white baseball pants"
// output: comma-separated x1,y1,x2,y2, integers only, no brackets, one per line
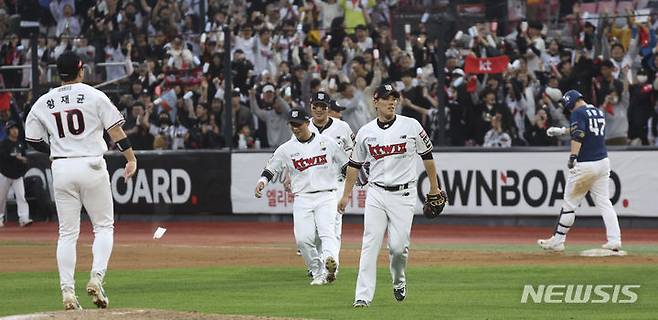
0,174,30,223
555,158,621,243
313,180,345,265
355,184,416,304
52,157,114,290
293,190,339,279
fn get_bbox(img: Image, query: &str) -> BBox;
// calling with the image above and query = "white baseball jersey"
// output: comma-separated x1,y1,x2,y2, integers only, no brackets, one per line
25,83,124,158
309,117,354,154
265,133,349,194
350,115,432,186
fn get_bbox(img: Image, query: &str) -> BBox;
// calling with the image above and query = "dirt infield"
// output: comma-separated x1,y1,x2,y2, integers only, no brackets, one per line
1,309,301,320
1,221,657,273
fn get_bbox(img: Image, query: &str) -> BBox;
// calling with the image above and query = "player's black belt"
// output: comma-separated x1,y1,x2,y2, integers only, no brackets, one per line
52,155,98,160
306,189,337,194
374,182,410,192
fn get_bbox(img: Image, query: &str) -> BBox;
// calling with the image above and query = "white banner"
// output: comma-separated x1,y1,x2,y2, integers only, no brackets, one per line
231,151,658,217
231,153,367,214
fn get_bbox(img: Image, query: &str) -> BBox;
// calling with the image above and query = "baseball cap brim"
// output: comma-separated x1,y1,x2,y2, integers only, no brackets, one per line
377,90,400,99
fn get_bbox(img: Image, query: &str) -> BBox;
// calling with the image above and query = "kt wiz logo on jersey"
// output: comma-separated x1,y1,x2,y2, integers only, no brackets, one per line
368,143,407,160
292,155,328,172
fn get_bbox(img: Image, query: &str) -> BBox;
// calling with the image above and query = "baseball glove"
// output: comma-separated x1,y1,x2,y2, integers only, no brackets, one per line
423,190,448,219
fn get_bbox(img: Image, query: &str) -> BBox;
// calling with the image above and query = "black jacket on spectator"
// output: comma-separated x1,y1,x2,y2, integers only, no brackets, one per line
559,56,595,103
628,83,656,145
232,59,254,94
447,100,468,146
523,119,555,146
0,138,28,179
468,102,515,146
401,86,431,129
128,126,155,151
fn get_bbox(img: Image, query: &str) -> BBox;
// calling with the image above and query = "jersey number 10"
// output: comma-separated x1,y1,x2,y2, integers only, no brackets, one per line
52,109,85,138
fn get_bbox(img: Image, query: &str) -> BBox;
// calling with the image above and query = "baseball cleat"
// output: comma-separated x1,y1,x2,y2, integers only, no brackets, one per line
19,219,33,227
62,288,82,311
353,300,369,308
296,249,301,256
310,276,327,286
86,275,109,308
602,241,622,251
537,236,565,252
306,270,313,278
393,286,406,302
325,257,337,283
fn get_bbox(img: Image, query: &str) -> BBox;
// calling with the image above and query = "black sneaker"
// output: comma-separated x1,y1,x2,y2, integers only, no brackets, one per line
353,300,369,308
393,287,406,302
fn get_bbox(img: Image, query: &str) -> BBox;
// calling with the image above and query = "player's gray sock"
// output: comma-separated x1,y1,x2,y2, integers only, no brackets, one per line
554,208,575,241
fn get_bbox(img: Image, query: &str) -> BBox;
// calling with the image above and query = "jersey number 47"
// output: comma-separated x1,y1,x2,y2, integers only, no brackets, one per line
586,109,605,136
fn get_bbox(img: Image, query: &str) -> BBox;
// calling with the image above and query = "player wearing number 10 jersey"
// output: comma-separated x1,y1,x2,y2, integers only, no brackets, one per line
24,51,137,310
538,90,621,253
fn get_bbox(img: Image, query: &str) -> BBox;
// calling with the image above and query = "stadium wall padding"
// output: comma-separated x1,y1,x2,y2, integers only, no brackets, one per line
20,149,658,217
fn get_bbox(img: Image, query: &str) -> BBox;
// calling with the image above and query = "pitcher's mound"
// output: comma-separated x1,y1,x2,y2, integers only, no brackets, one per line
580,248,627,257
0,309,302,320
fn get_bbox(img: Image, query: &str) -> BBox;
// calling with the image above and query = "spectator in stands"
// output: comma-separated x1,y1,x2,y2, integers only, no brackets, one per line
628,68,655,145
483,113,512,148
470,89,515,146
188,103,223,149
231,49,255,95
524,108,554,146
340,0,370,34
317,0,343,31
603,70,630,145
167,36,196,70
249,83,291,148
52,2,80,37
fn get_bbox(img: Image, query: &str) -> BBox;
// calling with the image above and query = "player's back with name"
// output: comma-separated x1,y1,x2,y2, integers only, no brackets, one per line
571,104,607,162
25,83,124,158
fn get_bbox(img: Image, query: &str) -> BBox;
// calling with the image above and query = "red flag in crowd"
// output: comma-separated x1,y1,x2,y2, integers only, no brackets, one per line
464,55,509,74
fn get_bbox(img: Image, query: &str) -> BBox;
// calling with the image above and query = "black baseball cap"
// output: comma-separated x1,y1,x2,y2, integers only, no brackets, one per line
5,120,18,132
288,108,310,124
374,83,400,100
330,100,345,111
57,51,83,81
311,91,331,106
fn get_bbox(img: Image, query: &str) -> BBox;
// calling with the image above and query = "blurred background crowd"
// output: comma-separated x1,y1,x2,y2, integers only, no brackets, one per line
0,0,658,150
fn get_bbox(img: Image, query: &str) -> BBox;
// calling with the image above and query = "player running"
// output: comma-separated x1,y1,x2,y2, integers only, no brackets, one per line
255,108,348,285
25,51,137,310
538,89,622,252
338,84,445,307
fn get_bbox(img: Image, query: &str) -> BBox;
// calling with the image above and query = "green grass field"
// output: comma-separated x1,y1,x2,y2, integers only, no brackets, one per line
1,263,656,319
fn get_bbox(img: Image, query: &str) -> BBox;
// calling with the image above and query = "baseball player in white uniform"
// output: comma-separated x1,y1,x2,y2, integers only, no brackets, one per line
339,84,443,307
306,92,354,272
24,51,137,310
256,108,348,285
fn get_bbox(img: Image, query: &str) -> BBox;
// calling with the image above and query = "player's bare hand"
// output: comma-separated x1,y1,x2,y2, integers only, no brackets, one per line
255,181,265,198
124,161,137,179
337,195,349,214
283,175,292,192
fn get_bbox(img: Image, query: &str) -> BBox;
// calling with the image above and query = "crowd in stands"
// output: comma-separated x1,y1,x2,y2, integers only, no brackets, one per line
0,0,657,149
